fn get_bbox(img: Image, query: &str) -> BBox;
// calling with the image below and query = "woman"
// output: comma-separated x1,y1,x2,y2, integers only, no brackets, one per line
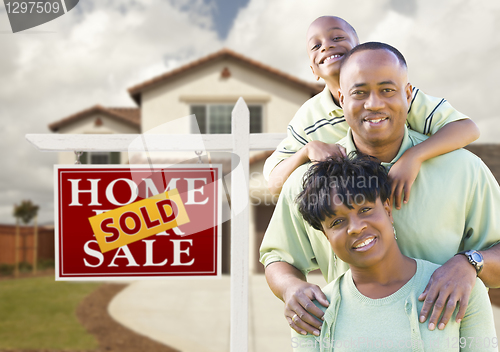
293,154,497,352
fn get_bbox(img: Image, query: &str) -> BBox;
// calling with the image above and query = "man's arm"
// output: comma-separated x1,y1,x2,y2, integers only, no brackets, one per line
265,261,329,336
418,157,500,331
479,244,500,287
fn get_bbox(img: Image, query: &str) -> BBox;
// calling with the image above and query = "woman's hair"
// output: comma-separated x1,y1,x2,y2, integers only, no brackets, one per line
296,153,391,231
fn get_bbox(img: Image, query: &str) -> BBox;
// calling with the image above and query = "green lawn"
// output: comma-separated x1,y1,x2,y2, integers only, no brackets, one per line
0,276,100,350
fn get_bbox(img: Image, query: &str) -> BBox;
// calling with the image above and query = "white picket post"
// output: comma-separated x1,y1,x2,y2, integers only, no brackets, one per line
230,98,250,352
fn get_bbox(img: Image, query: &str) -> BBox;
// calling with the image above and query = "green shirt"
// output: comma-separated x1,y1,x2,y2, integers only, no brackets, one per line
263,86,469,180
259,127,500,283
291,259,498,352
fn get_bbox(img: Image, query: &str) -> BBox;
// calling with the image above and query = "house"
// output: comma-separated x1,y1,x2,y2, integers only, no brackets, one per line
48,48,323,273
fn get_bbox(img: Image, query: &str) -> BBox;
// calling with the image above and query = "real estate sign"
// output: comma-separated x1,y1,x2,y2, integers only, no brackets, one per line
54,165,221,280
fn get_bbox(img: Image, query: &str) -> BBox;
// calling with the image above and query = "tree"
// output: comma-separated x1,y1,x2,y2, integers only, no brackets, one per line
13,200,39,276
13,200,39,225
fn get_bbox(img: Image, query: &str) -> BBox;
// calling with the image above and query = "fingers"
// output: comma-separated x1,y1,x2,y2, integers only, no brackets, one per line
437,294,469,330
418,280,432,322
437,293,462,330
287,314,307,336
285,305,322,336
294,295,324,327
339,145,347,158
455,293,471,324
284,286,327,336
393,182,404,209
403,181,411,204
424,291,446,331
389,182,397,208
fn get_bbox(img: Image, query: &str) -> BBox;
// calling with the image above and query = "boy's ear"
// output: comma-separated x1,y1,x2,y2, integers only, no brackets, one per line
405,82,413,105
310,65,320,81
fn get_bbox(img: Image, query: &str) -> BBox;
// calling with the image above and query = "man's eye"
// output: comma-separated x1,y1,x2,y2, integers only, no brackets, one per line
382,88,395,93
352,90,364,95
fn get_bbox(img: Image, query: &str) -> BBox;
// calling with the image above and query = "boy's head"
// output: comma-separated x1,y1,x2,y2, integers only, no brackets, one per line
306,16,359,82
296,153,391,232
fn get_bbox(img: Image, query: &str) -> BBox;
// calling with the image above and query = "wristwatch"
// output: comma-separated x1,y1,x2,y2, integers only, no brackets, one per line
458,250,484,275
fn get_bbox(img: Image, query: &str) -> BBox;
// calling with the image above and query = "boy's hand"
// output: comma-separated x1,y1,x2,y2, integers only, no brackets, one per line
305,141,346,162
388,150,422,209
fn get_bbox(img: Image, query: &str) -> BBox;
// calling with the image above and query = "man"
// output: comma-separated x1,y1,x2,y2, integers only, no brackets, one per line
260,42,500,337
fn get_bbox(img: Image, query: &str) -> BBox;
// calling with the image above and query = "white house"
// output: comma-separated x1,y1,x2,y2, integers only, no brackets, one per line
48,48,323,273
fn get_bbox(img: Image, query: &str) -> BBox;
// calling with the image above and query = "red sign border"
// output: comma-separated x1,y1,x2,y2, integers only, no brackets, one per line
54,164,223,281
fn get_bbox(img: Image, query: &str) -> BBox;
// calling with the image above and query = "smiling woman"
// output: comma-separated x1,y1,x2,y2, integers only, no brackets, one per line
293,154,498,352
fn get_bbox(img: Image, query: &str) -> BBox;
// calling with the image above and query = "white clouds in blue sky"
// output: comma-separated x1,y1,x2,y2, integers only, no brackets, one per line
0,0,499,224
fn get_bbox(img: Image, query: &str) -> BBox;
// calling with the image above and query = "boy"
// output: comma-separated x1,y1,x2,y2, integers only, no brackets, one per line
264,16,479,209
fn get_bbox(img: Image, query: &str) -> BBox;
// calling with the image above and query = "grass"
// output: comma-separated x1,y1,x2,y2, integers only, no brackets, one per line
0,276,100,350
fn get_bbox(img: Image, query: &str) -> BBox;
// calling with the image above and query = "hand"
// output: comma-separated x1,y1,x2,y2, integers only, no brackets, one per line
418,254,477,330
388,150,422,209
283,280,329,336
305,141,346,163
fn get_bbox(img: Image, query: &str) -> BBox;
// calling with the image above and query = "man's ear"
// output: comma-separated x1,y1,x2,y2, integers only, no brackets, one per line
310,66,320,81
338,89,345,108
405,82,413,105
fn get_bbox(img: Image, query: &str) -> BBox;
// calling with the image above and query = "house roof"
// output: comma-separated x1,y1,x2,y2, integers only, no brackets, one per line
128,48,324,105
49,105,141,132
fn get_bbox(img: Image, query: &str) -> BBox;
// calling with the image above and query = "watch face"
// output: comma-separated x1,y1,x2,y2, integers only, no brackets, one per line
471,252,482,262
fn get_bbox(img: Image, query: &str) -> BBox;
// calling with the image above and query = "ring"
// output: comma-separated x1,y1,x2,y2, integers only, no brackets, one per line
292,314,299,322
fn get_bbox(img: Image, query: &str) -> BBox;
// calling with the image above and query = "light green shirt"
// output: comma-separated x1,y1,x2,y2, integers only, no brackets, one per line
259,127,500,283
263,86,468,180
291,259,498,352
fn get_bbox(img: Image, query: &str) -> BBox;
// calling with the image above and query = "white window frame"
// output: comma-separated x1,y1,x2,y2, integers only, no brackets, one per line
190,103,263,134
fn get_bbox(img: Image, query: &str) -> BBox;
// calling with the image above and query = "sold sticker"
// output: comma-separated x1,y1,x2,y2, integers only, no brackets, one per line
89,189,190,253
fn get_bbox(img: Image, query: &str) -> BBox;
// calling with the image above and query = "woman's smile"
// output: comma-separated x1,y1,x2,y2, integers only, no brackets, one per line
352,236,377,251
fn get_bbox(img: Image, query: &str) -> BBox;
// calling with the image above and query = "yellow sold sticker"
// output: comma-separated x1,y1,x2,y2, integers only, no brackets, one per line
89,189,190,253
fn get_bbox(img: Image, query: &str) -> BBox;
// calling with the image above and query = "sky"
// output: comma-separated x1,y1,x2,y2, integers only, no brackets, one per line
0,0,499,225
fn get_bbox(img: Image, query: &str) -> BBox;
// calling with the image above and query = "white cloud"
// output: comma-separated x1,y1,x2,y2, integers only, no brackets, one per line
0,0,222,224
1,0,499,224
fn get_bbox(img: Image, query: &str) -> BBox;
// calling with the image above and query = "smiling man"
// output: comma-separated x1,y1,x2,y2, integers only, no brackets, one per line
260,42,500,338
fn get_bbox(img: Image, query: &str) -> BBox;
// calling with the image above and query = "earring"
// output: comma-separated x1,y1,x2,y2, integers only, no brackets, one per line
392,225,397,240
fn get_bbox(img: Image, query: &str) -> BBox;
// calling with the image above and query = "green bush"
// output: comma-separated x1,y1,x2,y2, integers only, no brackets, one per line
38,258,55,270
0,264,14,276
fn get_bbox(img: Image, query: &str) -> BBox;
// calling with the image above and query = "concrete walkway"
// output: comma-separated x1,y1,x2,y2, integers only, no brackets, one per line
109,275,500,352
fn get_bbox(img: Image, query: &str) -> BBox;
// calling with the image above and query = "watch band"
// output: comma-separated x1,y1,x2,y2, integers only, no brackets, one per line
457,250,484,275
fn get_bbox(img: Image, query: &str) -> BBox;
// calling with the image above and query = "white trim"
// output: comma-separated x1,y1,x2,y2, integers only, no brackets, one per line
26,133,286,151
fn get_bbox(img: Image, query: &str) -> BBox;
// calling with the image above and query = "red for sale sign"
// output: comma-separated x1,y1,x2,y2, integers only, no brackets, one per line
54,165,221,280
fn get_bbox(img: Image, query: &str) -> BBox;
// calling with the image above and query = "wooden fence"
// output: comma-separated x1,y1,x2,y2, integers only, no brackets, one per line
0,224,54,265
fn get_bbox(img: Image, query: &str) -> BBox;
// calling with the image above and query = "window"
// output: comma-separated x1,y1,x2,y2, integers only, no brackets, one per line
79,152,121,164
191,104,263,133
